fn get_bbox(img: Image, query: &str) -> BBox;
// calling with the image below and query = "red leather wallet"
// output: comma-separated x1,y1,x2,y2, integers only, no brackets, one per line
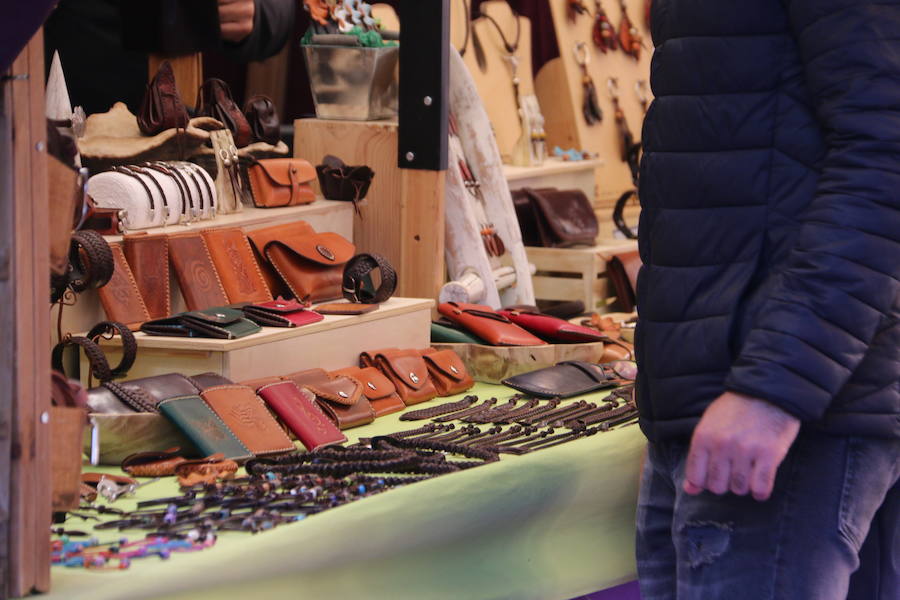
242,298,324,328
438,302,547,346
498,310,605,343
257,381,347,451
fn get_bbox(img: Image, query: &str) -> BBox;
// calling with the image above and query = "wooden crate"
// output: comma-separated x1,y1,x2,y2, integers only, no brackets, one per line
527,240,638,311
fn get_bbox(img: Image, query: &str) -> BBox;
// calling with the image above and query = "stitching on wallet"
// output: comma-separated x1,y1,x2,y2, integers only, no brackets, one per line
203,386,294,454
112,243,151,322
240,230,273,300
198,235,229,301
160,396,251,457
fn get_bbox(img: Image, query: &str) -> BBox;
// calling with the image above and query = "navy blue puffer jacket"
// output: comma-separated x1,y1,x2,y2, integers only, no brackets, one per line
637,0,900,441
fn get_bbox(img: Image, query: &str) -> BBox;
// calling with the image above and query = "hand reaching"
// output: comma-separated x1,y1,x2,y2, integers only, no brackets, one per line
219,0,255,43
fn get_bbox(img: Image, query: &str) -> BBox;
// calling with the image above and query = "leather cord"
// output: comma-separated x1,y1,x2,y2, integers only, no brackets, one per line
87,321,137,379
479,5,521,55
342,253,398,304
613,189,638,239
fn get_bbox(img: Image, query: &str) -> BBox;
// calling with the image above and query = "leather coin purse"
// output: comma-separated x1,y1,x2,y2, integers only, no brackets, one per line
498,309,605,344
501,361,617,399
286,369,375,430
438,302,547,347
141,307,261,339
420,348,475,397
242,298,324,328
361,348,438,406
332,366,405,417
247,158,317,208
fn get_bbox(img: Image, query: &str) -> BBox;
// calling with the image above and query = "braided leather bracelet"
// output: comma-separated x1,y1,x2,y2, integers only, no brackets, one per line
342,253,397,304
87,321,137,379
67,230,114,294
51,335,113,383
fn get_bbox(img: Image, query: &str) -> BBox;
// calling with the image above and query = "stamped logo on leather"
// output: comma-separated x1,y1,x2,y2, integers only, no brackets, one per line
316,244,336,261
224,239,258,295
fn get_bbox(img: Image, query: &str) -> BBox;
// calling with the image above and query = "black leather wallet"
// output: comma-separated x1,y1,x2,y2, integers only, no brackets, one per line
501,361,617,399
141,307,261,339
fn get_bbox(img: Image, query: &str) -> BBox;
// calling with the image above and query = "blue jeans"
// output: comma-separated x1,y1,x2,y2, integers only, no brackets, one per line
635,430,899,599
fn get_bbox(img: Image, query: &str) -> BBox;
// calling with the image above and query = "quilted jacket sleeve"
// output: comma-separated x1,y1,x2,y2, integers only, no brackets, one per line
725,0,900,420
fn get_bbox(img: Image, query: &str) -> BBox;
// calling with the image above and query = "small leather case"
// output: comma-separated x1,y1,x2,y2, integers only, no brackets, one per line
247,158,317,208
242,298,324,328
257,381,347,450
314,303,379,315
606,249,641,312
121,447,186,477
141,307,261,339
159,395,252,460
430,321,485,345
498,310,605,344
138,60,190,137
420,348,475,397
123,234,171,319
501,361,617,399
332,366,405,417
201,228,272,304
200,385,295,456
98,242,151,330
286,369,375,430
368,348,438,406
167,231,229,311
438,302,547,347
244,95,280,145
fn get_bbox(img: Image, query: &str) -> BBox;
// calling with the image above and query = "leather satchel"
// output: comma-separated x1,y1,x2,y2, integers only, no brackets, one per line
286,369,375,430
606,249,642,312
247,158,317,208
513,187,598,247
201,227,272,304
200,385,294,456
257,381,347,450
138,60,190,136
437,302,547,347
502,361,617,399
332,366,405,417
247,221,356,303
364,348,438,406
242,298,324,328
244,95,281,145
196,78,252,148
498,309,606,344
167,231,229,311
420,349,475,397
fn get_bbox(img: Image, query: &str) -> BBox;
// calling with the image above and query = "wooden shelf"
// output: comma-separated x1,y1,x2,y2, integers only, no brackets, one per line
503,157,603,183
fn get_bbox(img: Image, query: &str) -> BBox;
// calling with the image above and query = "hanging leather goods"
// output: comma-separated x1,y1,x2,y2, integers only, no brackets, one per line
567,0,590,23
592,1,618,52
608,78,642,185
574,43,603,125
645,0,652,29
635,79,650,114
617,0,642,60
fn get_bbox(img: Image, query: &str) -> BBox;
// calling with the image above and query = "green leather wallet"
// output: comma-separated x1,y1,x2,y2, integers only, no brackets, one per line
430,321,484,345
142,307,262,339
159,395,252,460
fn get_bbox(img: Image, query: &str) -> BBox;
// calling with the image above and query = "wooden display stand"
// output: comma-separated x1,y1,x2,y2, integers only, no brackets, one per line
293,118,445,301
503,156,602,200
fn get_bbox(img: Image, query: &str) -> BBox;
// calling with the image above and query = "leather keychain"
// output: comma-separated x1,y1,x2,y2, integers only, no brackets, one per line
574,43,603,125
592,1,618,52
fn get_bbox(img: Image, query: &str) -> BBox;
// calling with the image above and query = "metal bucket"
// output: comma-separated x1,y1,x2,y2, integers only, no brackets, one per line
303,44,400,121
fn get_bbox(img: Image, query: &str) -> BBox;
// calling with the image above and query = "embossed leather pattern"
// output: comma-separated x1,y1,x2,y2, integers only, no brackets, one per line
202,227,272,304
123,234,171,319
333,366,405,417
98,242,151,330
420,349,475,397
159,395,252,460
167,232,229,311
200,385,294,456
257,381,347,450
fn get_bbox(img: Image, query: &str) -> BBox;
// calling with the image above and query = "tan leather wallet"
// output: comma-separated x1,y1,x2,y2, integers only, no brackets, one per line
200,385,294,456
202,227,272,304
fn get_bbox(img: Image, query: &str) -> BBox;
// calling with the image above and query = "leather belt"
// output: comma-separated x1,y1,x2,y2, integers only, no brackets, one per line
342,253,397,304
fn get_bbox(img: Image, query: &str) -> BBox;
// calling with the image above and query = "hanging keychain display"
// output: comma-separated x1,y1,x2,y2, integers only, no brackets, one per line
209,129,245,214
575,42,603,125
617,0,642,60
635,79,650,114
609,78,642,184
592,1,618,52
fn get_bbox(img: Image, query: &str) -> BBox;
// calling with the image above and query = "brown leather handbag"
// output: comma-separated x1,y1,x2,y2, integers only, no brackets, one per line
247,158,317,208
513,187,598,247
138,61,190,137
244,95,281,145
606,249,642,312
196,78,252,148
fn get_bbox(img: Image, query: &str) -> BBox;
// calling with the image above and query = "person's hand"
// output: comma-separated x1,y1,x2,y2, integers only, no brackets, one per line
218,0,255,43
684,391,800,501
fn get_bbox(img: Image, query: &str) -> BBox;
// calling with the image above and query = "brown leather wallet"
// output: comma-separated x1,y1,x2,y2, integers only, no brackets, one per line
200,385,294,456
201,227,272,305
123,233,171,319
366,348,437,406
421,348,475,397
247,221,355,303
332,366,405,417
167,231,229,311
98,242,151,330
285,369,375,430
437,302,547,346
247,158,317,208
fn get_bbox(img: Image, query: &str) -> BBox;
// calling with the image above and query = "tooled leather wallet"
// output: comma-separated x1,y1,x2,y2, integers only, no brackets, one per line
200,385,295,456
159,395,252,460
256,381,347,450
501,361,618,399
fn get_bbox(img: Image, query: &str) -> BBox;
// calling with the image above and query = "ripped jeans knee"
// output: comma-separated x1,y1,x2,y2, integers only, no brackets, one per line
677,521,733,568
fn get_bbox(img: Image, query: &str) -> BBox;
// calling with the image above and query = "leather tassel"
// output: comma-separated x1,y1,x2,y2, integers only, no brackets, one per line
582,77,603,125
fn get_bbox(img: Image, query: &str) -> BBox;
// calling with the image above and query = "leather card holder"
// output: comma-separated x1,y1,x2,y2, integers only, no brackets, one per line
242,298,324,328
201,227,272,304
167,231,229,311
257,381,347,450
420,348,475,397
501,361,617,399
98,242,152,330
200,385,294,456
123,233,171,319
158,395,252,460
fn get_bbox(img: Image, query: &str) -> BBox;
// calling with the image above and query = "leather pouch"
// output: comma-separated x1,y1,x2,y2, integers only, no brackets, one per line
247,221,355,303
332,366,405,417
201,227,272,304
242,298,324,328
257,381,347,450
286,369,375,430
498,310,605,344
159,395,252,460
606,249,641,312
138,60,189,136
98,242,151,330
368,348,438,406
142,307,261,339
315,155,375,205
247,159,316,208
501,361,617,399
430,321,484,345
437,302,547,347
315,303,378,316
200,385,294,456
121,447,186,477
123,234,171,319
244,95,281,145
420,349,475,397
513,187,598,247
167,231,229,311
196,78,251,148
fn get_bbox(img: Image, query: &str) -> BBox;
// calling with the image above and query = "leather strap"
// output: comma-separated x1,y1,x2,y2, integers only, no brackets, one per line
111,166,158,219
87,321,137,379
613,189,638,239
68,230,114,293
51,335,113,383
342,253,398,304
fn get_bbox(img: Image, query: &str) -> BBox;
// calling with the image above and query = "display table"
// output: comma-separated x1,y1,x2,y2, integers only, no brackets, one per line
46,384,646,600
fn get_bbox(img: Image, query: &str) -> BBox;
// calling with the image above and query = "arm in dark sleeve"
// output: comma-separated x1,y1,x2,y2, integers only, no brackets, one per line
724,0,900,420
221,0,296,63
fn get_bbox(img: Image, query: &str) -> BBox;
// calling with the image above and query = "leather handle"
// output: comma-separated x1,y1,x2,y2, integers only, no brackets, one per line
613,189,638,239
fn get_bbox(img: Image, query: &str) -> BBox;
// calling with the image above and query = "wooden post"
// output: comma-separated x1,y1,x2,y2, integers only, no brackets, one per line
148,53,203,108
2,31,52,598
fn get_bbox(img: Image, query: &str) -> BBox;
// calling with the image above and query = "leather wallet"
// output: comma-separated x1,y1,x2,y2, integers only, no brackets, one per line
607,250,641,312
315,303,378,316
159,395,252,460
167,231,229,311
239,376,285,391
332,366,405,417
247,221,355,303
498,310,605,344
366,348,437,406
201,227,272,304
141,307,261,339
200,385,294,456
242,298,324,328
286,369,375,429
430,321,485,345
257,381,347,450
87,372,234,414
98,242,151,330
438,302,547,347
247,158,317,208
123,233,170,319
420,348,475,397
501,361,617,399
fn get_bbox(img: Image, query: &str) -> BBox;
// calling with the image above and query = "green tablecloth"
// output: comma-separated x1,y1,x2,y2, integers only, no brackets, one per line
47,384,646,600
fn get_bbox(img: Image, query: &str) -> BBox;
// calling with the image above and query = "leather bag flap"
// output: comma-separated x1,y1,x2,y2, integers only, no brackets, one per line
265,231,355,267
377,352,429,391
421,350,467,383
354,367,397,401
251,158,316,187
526,188,598,244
